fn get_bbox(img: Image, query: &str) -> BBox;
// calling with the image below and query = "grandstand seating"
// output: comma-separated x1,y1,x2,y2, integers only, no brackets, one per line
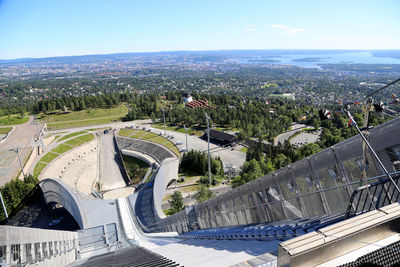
116,136,175,163
75,245,181,267
179,214,344,241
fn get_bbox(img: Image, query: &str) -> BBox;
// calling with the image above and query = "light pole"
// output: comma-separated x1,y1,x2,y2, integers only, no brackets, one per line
205,113,212,186
37,120,40,136
0,191,8,222
39,132,45,152
12,146,25,178
226,163,233,183
183,124,188,152
162,107,166,135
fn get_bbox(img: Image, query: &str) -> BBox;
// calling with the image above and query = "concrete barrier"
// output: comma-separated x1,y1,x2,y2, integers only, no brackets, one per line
39,178,89,229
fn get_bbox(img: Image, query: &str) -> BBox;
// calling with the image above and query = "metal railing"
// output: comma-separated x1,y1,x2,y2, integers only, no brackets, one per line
346,175,400,218
135,117,400,234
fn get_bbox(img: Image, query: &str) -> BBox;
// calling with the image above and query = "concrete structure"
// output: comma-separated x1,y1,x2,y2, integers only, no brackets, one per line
40,140,98,195
0,226,78,267
278,202,400,266
39,178,123,229
152,158,179,219
99,132,128,191
3,117,400,266
39,179,90,229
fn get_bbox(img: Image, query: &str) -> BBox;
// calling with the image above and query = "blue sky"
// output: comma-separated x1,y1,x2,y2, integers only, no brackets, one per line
0,0,399,59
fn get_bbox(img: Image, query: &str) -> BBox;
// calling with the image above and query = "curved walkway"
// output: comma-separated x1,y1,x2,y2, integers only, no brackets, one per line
40,140,98,196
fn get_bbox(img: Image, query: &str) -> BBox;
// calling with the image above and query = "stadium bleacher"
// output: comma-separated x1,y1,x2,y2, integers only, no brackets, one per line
179,214,344,241
116,136,176,163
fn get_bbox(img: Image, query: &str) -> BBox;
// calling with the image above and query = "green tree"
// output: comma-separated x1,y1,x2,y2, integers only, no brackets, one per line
168,191,185,215
194,185,214,203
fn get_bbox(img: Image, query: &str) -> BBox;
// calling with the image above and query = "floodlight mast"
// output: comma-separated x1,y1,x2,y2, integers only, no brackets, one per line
183,124,188,152
13,146,26,178
0,191,8,222
205,113,212,186
162,107,166,135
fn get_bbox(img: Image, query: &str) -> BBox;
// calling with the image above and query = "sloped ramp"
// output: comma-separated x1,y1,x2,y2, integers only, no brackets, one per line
71,245,181,267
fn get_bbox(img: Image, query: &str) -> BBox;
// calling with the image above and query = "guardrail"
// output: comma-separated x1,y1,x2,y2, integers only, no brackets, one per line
135,116,400,234
346,174,400,218
0,226,78,267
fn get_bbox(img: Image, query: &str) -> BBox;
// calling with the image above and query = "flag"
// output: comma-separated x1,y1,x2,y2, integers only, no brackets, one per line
348,117,355,127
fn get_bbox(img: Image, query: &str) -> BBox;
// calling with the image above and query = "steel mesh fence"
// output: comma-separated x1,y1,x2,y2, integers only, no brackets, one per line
147,116,400,233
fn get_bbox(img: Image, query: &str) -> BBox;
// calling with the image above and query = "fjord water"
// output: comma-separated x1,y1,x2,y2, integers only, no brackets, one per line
239,51,400,68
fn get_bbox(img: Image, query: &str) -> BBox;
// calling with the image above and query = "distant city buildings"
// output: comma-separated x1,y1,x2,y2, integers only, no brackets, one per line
268,93,295,100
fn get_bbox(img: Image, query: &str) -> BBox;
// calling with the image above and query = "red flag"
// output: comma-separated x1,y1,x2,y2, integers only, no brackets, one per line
348,117,354,127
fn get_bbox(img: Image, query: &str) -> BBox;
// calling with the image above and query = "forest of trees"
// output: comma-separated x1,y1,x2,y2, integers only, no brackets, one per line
232,111,389,187
179,150,224,179
0,175,39,223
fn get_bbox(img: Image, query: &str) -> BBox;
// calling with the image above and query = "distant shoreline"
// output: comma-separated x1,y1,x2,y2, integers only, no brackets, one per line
1,49,400,63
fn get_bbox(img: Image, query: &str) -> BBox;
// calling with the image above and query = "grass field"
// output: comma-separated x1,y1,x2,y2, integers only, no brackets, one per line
65,133,94,147
34,133,95,178
47,117,121,130
40,105,128,123
141,132,159,141
58,130,87,142
65,138,85,147
51,144,74,154
0,115,29,126
41,105,128,130
118,129,135,137
240,147,248,153
87,127,107,131
40,152,59,163
76,133,94,142
130,130,147,138
0,127,12,135
33,162,47,178
180,184,200,193
152,123,203,136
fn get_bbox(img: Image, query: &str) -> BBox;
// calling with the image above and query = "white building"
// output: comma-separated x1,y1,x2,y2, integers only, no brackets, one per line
183,93,193,103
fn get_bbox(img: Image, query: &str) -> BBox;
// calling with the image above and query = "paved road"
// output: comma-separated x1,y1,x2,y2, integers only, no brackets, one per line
290,131,320,146
0,117,38,186
274,123,310,146
48,119,151,134
47,119,246,171
98,132,127,191
145,125,246,171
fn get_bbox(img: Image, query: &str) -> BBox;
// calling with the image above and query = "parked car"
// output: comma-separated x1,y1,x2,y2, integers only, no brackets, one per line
49,216,63,226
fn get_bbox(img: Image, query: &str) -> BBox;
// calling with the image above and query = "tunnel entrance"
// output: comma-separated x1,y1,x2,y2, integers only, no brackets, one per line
6,196,80,231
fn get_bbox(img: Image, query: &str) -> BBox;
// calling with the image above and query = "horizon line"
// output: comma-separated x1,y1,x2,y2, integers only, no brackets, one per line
2,48,400,61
